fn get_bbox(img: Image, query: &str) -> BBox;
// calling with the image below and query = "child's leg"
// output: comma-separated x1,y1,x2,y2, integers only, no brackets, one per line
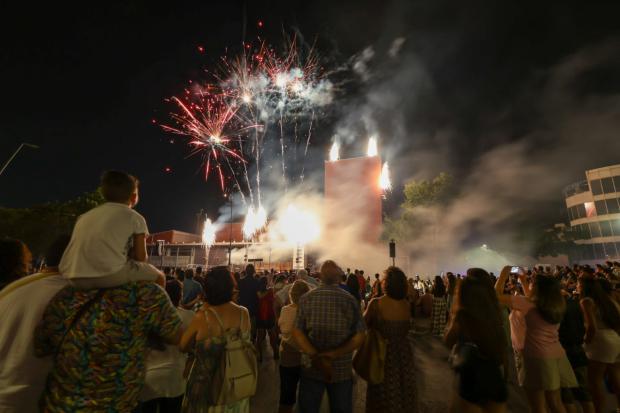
125,260,162,282
69,261,161,290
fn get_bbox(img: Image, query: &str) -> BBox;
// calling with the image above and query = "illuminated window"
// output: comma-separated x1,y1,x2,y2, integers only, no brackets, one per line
584,202,596,217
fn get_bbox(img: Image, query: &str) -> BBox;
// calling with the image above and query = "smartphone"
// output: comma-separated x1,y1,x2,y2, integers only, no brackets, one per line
510,266,520,274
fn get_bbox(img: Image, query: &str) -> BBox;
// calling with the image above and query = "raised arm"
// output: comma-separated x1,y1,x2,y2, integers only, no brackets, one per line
495,266,514,308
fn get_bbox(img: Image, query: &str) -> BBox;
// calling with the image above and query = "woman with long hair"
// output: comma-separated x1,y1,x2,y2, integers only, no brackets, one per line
578,277,620,413
445,268,508,413
431,275,448,336
496,266,577,413
365,267,417,413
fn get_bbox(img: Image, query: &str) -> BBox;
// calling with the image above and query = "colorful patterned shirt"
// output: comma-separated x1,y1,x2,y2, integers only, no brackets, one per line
34,282,182,412
294,283,366,382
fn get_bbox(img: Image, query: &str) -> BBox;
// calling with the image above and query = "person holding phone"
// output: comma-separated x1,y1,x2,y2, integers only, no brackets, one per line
496,266,577,413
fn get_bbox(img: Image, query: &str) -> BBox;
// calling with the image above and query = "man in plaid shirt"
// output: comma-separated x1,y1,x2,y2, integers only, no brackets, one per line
293,260,366,413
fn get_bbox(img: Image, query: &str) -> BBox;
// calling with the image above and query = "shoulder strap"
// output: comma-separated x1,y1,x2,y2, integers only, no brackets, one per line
207,307,226,332
55,288,106,360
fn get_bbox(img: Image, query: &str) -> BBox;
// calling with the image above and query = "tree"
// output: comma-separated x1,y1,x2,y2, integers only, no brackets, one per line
0,189,105,257
383,172,453,242
402,172,453,209
533,224,576,258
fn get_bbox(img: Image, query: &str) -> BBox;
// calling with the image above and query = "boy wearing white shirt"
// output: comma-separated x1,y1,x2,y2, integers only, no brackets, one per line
59,170,163,289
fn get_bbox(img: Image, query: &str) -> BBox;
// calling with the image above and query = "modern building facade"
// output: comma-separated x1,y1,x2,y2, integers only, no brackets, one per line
564,164,620,262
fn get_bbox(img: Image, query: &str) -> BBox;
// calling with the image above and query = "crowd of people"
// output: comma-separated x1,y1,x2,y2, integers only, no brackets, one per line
1,170,619,413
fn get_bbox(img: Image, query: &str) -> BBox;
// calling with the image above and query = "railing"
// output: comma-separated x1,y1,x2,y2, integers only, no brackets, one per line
563,180,590,198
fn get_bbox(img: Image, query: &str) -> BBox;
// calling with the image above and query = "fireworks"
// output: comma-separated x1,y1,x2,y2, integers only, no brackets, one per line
161,34,335,211
329,141,340,161
277,203,321,246
202,217,217,247
367,135,378,157
242,205,267,239
380,162,392,192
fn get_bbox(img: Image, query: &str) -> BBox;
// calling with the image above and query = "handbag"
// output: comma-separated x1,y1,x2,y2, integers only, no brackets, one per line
353,327,386,384
449,341,480,371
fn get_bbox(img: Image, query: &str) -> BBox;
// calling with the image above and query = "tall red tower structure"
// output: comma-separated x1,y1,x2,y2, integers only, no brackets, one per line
324,155,383,244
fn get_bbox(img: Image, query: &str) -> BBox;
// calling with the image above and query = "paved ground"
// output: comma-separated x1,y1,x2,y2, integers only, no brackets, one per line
250,317,617,413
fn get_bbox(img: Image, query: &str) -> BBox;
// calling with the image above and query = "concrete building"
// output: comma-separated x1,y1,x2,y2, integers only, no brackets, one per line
564,164,620,263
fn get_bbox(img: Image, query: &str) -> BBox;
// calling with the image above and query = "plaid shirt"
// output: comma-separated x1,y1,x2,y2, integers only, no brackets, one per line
294,283,366,382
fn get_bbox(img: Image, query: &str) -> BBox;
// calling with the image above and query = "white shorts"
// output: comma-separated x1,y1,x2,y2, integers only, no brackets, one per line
584,329,620,364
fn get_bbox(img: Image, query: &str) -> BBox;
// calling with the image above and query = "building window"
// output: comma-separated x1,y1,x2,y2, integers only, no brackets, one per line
594,243,605,259
595,200,608,216
614,176,620,192
582,244,595,261
606,198,620,214
590,179,603,195
602,177,615,194
612,220,620,237
581,223,591,239
576,204,586,219
590,222,602,238
604,243,618,258
584,202,596,217
600,220,613,237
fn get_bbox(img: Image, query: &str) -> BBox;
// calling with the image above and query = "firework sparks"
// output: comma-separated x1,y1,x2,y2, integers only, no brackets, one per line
367,135,378,157
380,162,392,192
161,33,339,222
329,141,340,161
202,217,217,247
277,203,321,246
160,95,254,192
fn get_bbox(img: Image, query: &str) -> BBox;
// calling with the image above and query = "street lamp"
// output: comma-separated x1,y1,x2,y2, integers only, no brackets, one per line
0,143,40,177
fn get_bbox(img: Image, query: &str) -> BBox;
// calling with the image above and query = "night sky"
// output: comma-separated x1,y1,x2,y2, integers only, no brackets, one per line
2,1,620,234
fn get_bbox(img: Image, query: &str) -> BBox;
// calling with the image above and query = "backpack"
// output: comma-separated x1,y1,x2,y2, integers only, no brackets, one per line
207,307,258,406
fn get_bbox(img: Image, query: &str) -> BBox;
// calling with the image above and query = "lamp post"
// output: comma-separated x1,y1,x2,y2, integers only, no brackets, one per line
0,143,40,177
227,193,233,267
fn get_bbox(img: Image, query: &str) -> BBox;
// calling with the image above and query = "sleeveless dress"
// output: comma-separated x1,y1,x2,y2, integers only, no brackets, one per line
182,309,251,413
366,317,418,413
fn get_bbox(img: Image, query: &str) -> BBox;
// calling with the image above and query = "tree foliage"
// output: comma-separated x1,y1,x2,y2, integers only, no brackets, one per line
0,189,105,256
383,172,453,242
402,172,453,209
